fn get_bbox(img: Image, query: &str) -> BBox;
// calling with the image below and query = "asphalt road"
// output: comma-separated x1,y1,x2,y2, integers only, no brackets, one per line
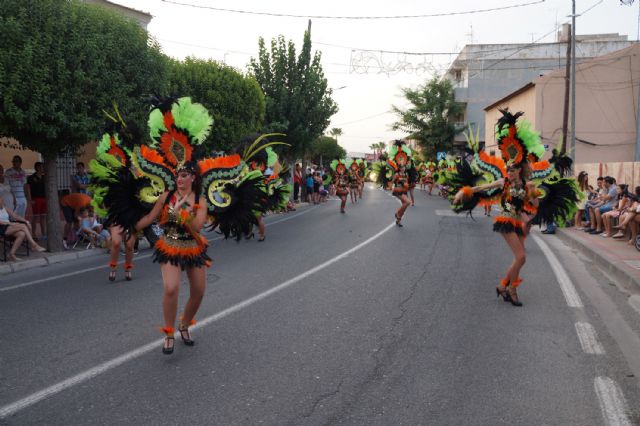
1,184,639,425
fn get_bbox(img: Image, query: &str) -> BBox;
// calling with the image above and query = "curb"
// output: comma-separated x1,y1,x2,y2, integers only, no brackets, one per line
0,247,106,276
555,228,640,290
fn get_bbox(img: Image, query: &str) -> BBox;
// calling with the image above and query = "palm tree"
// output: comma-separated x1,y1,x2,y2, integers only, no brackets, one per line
329,127,343,143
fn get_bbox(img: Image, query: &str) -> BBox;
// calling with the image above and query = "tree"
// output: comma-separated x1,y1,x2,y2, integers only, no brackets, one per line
329,127,343,143
391,77,464,158
249,29,338,160
310,136,346,165
168,57,265,153
369,141,387,160
0,0,169,251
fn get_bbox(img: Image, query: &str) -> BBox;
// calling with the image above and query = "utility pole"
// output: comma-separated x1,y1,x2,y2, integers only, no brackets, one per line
570,0,577,161
561,24,571,155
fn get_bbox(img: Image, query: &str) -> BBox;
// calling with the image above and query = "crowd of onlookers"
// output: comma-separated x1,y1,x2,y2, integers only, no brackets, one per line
573,172,640,247
0,155,102,260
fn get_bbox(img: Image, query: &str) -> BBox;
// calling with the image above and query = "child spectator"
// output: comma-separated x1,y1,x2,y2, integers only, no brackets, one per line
78,207,110,248
71,162,91,195
60,192,92,249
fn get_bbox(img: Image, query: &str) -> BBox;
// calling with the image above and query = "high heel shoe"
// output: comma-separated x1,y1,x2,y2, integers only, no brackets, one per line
108,262,117,282
496,278,512,302
124,263,133,281
178,317,196,346
161,327,175,354
395,213,403,227
507,278,523,307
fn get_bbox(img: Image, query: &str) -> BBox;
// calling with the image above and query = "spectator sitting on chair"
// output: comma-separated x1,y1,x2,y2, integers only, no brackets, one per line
0,196,45,261
601,184,629,238
60,192,92,249
27,161,47,239
584,177,606,231
71,162,91,195
78,207,110,248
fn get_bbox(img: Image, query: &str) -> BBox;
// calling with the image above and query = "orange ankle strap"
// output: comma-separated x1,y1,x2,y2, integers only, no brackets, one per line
179,316,196,328
109,262,117,269
124,263,134,271
160,327,175,335
511,278,523,287
500,278,510,286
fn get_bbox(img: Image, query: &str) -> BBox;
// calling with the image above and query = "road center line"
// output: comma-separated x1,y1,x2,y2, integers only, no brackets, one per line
531,234,583,308
0,221,395,419
594,377,632,426
1,205,318,292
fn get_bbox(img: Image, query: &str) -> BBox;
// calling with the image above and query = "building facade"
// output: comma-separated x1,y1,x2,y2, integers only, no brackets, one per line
444,24,633,150
484,44,640,165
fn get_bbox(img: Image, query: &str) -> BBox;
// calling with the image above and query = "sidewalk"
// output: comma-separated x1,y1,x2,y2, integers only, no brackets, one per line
554,227,640,289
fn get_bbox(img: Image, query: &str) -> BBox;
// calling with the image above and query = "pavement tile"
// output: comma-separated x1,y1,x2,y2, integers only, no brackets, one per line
46,252,80,265
75,248,105,259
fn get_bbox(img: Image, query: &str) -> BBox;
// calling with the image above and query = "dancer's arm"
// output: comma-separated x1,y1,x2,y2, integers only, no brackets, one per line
453,179,504,204
136,192,168,230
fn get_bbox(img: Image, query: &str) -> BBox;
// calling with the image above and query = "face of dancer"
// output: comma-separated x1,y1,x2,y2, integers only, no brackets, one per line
177,170,195,192
507,166,521,182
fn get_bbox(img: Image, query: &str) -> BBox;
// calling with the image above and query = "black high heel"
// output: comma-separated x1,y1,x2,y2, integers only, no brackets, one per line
161,327,175,354
395,213,403,227
507,279,523,307
496,278,511,302
108,263,117,282
178,318,195,346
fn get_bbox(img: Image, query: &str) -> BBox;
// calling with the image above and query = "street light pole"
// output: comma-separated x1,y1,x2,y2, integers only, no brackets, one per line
570,0,577,162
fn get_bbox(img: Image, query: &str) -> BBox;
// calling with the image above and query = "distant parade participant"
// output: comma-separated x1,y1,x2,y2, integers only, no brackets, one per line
331,159,350,213
407,158,419,206
348,159,360,204
387,140,413,226
357,159,367,200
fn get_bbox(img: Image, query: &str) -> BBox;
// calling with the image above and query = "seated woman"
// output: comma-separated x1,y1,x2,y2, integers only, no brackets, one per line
602,184,629,237
612,186,640,244
0,196,46,261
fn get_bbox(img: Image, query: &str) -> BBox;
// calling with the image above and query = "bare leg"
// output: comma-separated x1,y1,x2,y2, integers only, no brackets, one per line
340,195,347,212
396,195,411,220
501,232,526,284
8,230,26,259
182,266,206,323
574,209,583,228
595,209,603,231
257,216,265,239
160,263,181,329
409,188,415,205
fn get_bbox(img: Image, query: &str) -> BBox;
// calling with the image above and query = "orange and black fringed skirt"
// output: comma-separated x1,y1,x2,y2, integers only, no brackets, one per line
153,234,212,270
493,216,524,235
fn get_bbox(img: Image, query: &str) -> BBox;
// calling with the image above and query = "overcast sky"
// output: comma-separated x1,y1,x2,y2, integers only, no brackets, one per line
114,0,639,153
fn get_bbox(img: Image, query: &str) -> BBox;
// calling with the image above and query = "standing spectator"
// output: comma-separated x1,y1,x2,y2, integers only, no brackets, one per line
0,164,15,212
71,162,91,195
293,164,302,203
573,171,589,230
305,169,314,203
27,162,47,239
60,192,92,249
5,155,29,217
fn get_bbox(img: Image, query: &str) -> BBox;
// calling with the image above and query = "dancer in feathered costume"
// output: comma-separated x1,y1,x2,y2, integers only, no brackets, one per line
331,159,350,213
407,158,419,206
91,97,266,354
388,140,413,226
242,134,291,241
446,109,581,306
348,159,360,204
371,153,392,191
357,159,367,200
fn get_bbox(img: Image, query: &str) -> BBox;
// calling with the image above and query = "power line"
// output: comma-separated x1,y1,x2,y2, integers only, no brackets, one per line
161,0,545,20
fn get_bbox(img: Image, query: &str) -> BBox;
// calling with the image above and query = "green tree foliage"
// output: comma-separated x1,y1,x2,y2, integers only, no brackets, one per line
249,31,338,159
0,0,169,251
329,127,343,141
391,77,464,157
168,57,265,153
310,136,346,164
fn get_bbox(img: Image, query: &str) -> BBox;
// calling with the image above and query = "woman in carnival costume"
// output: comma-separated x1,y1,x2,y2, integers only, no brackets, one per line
91,97,266,353
407,157,419,206
445,109,581,306
388,140,413,226
357,159,367,200
348,159,361,204
331,159,350,213
242,135,291,242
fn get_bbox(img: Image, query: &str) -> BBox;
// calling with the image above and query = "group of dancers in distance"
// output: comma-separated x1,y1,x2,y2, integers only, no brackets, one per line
330,158,366,213
89,96,290,354
368,110,580,307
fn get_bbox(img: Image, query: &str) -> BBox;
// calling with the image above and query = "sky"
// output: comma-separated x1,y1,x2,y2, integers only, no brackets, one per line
114,0,639,154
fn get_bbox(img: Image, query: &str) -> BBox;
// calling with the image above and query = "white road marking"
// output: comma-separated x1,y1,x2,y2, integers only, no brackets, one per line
594,377,632,426
531,234,583,308
2,206,318,292
0,221,395,419
627,295,640,317
574,322,605,355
